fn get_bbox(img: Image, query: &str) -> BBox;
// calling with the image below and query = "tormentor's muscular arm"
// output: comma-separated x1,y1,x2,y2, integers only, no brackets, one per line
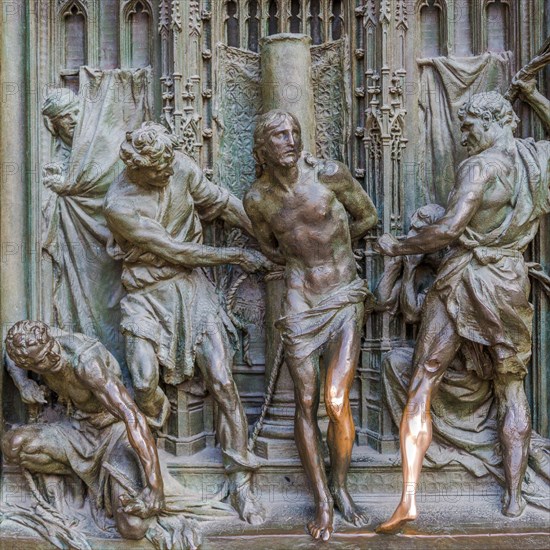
376,159,490,256
319,161,378,240
104,196,242,268
76,355,164,517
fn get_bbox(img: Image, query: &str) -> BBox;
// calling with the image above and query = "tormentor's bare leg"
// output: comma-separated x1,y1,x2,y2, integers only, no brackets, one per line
126,335,169,428
287,353,333,540
195,328,264,525
494,372,531,517
1,424,72,475
324,316,368,526
377,295,461,534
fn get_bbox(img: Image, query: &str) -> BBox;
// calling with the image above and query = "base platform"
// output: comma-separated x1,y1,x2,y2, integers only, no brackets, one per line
1,445,549,549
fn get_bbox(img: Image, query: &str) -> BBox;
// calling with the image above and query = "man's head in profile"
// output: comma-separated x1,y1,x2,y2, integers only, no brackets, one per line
458,91,519,156
253,110,303,176
42,88,80,147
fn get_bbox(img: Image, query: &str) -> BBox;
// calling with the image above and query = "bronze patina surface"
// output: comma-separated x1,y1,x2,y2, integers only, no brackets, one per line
1,3,549,549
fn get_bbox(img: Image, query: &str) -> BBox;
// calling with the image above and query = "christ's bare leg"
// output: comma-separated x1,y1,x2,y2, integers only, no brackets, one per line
377,295,461,534
324,316,368,526
287,353,333,540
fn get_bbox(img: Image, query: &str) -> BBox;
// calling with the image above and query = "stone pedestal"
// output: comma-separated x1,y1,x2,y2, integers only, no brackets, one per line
158,383,215,457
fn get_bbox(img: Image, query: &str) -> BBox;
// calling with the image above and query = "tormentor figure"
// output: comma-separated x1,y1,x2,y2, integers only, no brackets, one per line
104,122,271,525
2,321,164,540
244,110,378,540
375,87,550,533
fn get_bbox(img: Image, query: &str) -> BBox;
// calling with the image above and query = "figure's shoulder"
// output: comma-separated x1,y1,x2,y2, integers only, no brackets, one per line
58,332,99,371
244,176,270,208
73,337,121,383
531,137,550,161
457,152,496,179
105,170,133,210
317,158,352,186
173,150,202,179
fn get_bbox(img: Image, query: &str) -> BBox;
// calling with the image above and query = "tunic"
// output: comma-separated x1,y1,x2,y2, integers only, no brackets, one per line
105,151,238,383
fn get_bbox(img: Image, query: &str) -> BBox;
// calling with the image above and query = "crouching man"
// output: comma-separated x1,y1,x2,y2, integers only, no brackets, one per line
2,320,164,540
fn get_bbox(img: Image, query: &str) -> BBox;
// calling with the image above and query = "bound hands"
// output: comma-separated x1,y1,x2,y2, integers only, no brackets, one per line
236,248,280,274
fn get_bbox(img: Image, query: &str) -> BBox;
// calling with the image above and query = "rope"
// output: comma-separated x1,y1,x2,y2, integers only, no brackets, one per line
225,268,287,450
225,272,253,367
247,338,285,451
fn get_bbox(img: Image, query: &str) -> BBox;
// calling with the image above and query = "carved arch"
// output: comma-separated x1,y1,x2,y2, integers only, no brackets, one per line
58,0,89,90
246,0,262,52
224,0,240,47
57,0,88,15
483,0,513,52
416,0,448,57
121,0,154,68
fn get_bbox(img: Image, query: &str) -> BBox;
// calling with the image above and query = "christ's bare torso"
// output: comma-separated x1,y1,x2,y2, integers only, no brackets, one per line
248,158,357,314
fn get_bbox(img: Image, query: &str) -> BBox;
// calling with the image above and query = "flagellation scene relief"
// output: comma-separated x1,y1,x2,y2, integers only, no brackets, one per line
0,1,548,548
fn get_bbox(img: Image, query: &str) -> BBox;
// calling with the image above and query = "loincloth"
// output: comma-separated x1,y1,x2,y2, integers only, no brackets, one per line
275,278,372,362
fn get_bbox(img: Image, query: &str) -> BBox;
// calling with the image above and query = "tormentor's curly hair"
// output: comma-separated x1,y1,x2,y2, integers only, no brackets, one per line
120,121,182,172
458,91,520,132
5,320,52,368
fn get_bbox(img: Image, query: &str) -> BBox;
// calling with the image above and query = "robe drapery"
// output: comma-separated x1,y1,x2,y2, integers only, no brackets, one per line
42,67,152,370
418,52,513,205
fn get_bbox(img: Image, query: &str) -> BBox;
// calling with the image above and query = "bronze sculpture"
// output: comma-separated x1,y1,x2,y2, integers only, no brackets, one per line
244,110,378,540
40,71,152,372
2,320,164,540
377,204,550,512
2,3,550,546
104,121,271,525
375,85,550,533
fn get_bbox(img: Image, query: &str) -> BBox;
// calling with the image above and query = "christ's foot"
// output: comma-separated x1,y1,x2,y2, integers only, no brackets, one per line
330,485,369,526
502,493,526,518
375,502,417,534
307,501,334,541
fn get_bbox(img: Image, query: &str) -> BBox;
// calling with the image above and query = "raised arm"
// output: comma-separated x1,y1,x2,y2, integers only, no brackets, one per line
320,161,378,240
375,160,486,256
78,357,164,518
514,77,550,131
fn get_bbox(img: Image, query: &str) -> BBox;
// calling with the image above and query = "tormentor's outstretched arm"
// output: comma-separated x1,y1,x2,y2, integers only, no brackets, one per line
376,159,488,256
104,199,242,268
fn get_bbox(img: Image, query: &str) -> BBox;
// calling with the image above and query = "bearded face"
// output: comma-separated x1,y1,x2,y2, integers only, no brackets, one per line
260,118,302,169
